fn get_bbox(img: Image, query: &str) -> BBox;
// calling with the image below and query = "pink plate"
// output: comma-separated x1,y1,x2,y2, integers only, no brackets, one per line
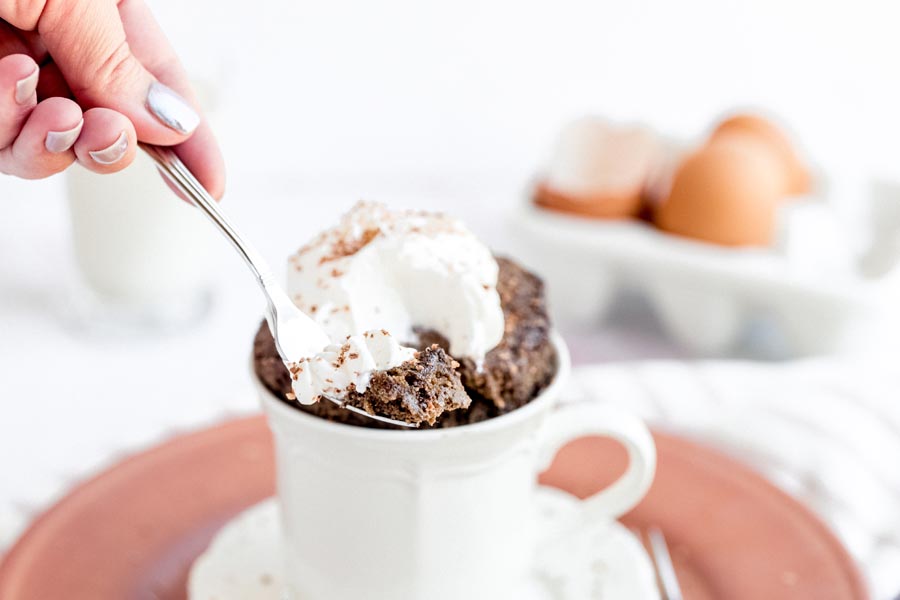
0,416,867,599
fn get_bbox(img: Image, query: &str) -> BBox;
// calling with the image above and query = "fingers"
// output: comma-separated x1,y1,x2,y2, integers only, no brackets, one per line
30,0,200,146
0,23,70,99
0,54,39,148
73,107,137,173
0,55,126,179
0,0,224,195
0,96,82,179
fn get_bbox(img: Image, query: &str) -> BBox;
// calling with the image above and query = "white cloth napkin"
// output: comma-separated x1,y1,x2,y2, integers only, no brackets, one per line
566,359,900,600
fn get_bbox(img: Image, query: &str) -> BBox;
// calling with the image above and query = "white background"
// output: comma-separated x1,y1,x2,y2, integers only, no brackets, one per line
4,0,900,208
154,0,900,181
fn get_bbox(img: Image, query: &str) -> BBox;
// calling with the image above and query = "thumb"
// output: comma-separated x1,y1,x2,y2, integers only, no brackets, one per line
35,0,199,145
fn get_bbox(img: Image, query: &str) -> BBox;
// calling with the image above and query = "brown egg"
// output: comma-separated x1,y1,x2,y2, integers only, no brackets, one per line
654,136,783,246
711,114,810,196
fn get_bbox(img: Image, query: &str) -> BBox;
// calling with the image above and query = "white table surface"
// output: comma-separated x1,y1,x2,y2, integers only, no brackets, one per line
1,170,898,598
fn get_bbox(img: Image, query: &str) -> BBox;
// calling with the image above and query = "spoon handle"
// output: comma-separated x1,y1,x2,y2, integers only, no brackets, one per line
140,144,414,428
140,143,272,286
139,143,325,357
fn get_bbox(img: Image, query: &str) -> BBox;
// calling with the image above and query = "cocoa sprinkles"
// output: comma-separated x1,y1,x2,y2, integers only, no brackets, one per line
319,228,380,264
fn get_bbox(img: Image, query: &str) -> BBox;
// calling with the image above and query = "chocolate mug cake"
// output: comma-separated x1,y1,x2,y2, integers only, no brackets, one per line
190,205,656,600
252,203,557,428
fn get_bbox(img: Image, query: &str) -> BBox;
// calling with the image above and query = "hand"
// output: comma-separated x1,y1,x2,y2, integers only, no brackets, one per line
0,0,224,198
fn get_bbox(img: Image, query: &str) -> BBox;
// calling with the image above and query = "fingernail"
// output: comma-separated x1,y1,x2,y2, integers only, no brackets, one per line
45,119,84,153
15,67,39,104
146,81,200,135
89,131,129,165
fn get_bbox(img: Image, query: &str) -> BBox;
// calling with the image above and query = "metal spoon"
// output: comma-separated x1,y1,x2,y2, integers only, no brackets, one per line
632,526,683,600
140,143,414,428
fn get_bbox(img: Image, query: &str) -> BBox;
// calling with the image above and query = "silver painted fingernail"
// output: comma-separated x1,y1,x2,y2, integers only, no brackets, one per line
89,131,129,165
146,81,200,134
45,119,84,153
15,68,39,104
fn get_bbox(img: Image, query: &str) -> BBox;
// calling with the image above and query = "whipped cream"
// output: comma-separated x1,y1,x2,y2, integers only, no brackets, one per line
288,330,416,405
287,202,504,363
545,117,659,198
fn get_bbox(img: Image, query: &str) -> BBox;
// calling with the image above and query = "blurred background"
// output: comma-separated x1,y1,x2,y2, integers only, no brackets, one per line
1,0,900,596
177,0,900,180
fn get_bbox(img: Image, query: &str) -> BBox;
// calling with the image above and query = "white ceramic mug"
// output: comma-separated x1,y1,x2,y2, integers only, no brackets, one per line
258,334,655,600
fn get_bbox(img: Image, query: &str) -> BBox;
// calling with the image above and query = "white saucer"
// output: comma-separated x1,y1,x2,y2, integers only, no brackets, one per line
189,488,660,600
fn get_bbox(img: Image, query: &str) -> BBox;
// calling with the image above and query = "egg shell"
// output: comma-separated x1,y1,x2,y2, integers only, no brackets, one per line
654,135,784,246
535,117,661,219
712,114,810,196
534,182,643,219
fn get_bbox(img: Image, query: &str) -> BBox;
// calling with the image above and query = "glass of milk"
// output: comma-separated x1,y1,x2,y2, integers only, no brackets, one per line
66,80,225,334
67,156,219,332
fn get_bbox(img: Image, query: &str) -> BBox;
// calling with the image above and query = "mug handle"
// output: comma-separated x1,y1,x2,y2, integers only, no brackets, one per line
536,401,656,521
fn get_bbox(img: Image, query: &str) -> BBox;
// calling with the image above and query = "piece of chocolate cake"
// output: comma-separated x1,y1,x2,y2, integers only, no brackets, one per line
418,256,557,426
254,328,469,428
342,345,470,426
